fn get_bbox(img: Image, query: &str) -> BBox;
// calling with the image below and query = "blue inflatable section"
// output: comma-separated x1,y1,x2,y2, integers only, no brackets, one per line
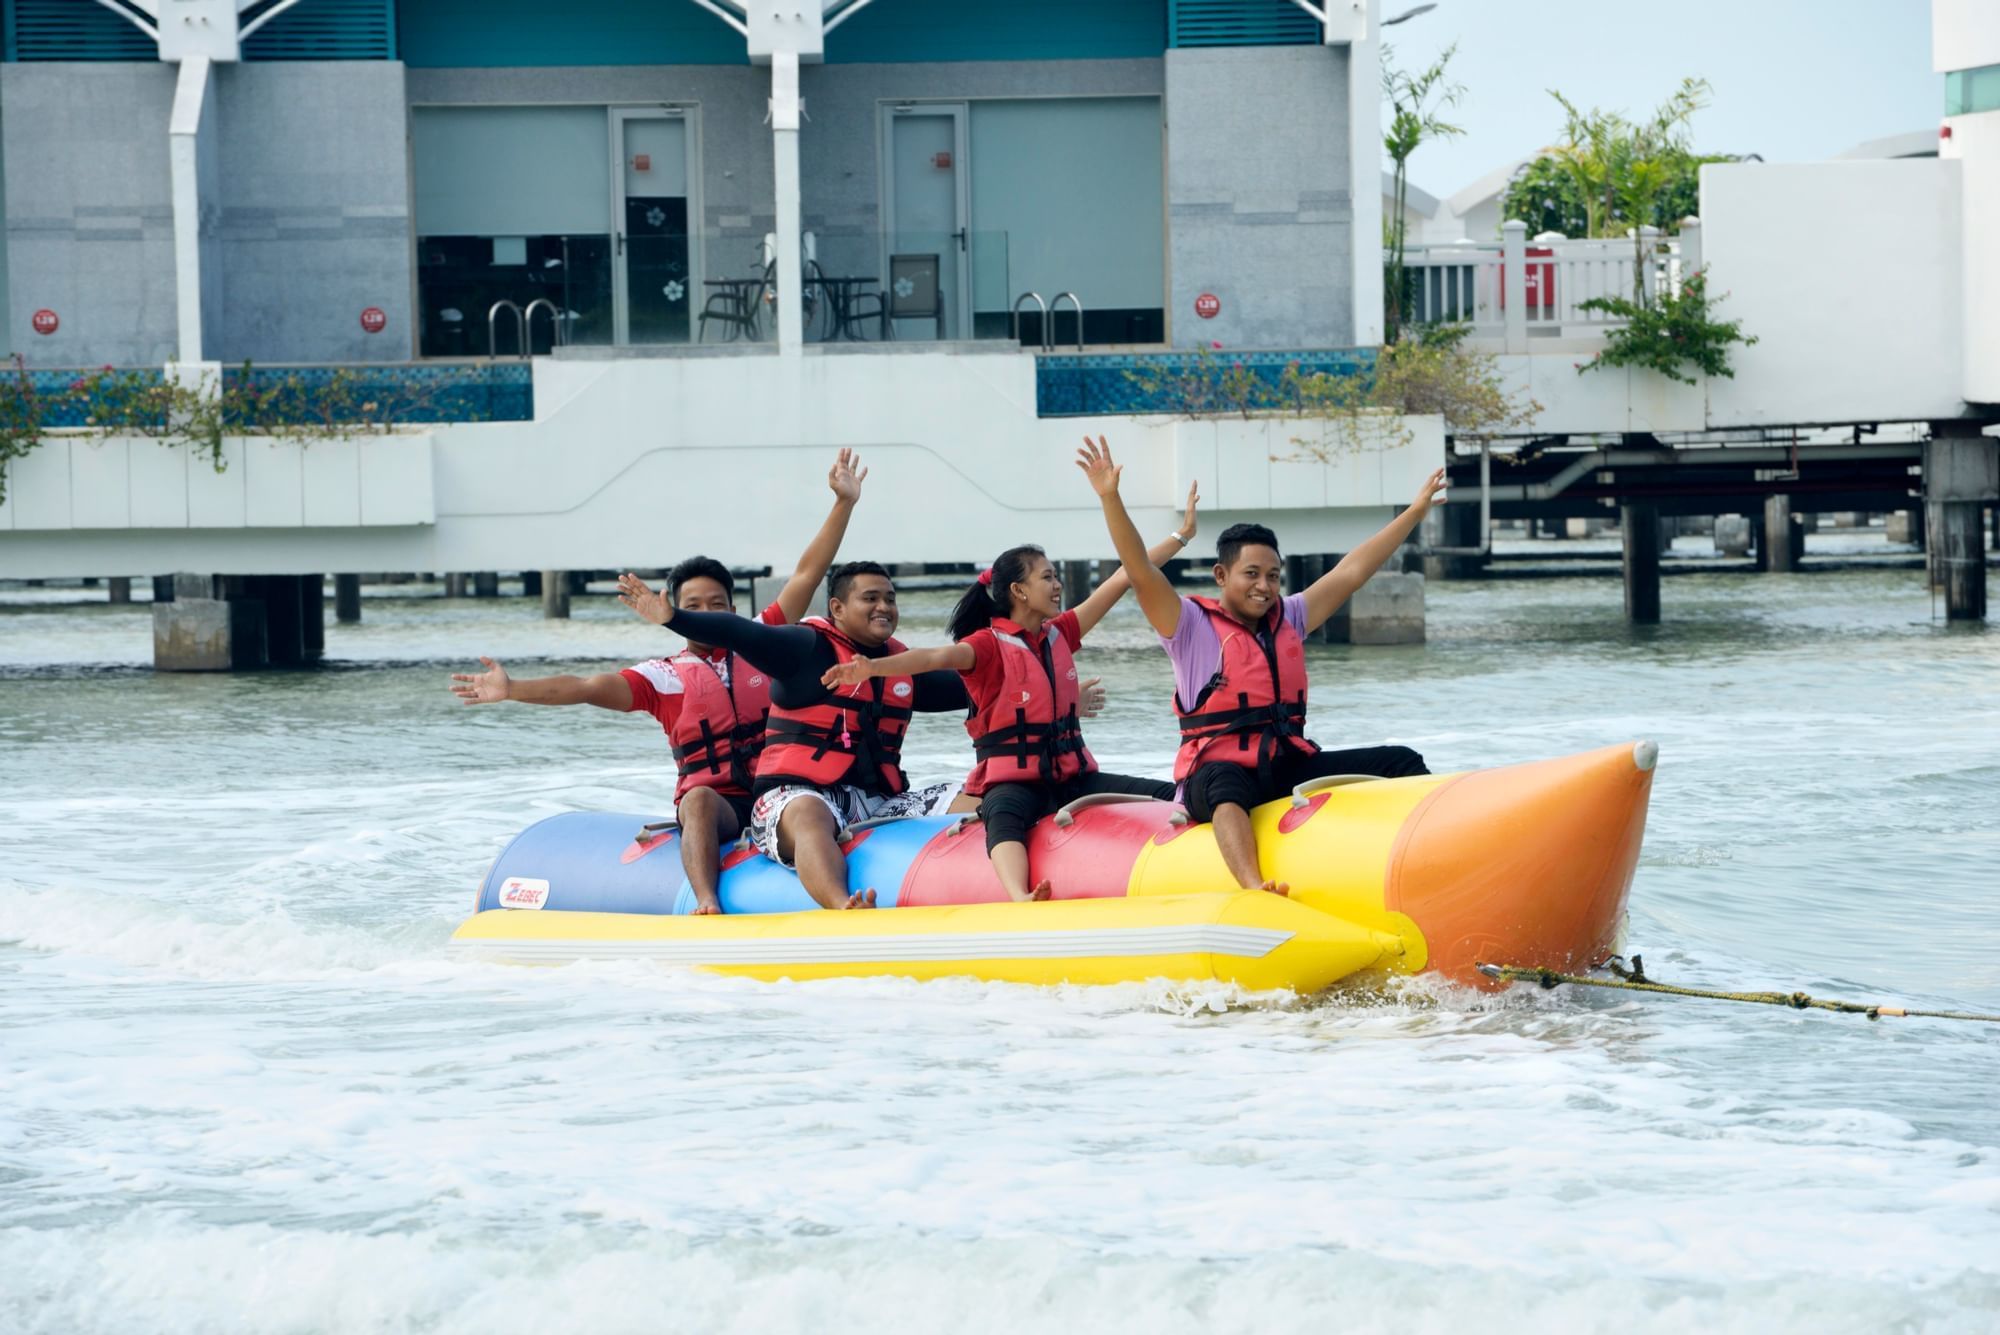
477,811,957,916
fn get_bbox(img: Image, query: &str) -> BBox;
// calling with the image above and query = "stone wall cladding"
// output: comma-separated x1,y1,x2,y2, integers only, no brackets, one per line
1164,45,1354,349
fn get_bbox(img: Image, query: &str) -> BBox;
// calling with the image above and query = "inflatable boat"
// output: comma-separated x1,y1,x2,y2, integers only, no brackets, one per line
449,741,1657,992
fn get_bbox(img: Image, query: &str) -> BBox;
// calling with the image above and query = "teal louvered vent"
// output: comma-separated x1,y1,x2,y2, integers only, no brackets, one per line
1168,0,1320,48
243,0,396,60
5,0,157,61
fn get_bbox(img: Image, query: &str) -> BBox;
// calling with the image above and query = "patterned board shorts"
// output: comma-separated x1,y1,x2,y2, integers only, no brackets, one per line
748,781,958,867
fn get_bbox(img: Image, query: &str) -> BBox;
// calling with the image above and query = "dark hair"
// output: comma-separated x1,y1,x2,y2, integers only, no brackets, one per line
948,545,1046,642
1215,522,1281,568
827,560,892,605
669,555,734,602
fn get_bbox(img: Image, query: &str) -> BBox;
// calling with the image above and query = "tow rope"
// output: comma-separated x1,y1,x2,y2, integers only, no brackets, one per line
1475,956,2000,1025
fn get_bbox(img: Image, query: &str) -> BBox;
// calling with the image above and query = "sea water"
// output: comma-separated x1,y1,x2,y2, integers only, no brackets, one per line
2,556,1996,1333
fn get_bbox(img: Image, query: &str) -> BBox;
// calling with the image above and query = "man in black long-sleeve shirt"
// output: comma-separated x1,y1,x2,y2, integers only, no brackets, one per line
619,562,966,909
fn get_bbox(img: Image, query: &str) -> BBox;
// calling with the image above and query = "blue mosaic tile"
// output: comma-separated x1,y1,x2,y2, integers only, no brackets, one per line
1035,348,1375,418
5,362,532,428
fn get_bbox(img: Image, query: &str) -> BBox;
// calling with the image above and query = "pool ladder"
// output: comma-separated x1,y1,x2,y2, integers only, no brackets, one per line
1011,291,1085,351
488,298,566,359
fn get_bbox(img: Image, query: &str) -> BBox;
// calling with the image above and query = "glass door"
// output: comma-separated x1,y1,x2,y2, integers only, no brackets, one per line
882,104,970,340
611,108,697,345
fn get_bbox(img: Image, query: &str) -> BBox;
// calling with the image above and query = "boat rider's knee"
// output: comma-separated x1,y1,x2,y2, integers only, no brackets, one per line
677,785,724,828
1183,762,1260,825
1380,745,1429,777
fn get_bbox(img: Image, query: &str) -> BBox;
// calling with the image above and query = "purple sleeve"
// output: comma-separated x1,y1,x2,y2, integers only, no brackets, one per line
1282,592,1311,642
1158,596,1218,711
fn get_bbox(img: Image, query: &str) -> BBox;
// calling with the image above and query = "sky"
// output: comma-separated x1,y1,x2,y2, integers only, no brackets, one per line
1385,0,1944,200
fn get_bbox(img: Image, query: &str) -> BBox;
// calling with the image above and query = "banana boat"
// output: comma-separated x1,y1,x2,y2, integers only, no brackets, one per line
448,741,1657,991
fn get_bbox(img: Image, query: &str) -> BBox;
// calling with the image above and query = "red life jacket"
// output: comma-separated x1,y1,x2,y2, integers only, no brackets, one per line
666,650,772,801
755,617,913,795
960,617,1098,796
1172,595,1318,782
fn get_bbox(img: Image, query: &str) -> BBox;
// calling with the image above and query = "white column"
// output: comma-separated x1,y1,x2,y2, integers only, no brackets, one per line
167,55,215,366
1501,220,1527,354
1678,216,1703,284
1346,0,1384,346
770,51,804,355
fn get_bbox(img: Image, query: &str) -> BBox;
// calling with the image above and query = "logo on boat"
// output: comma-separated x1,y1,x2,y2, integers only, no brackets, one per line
498,876,550,910
891,682,912,698
748,675,765,688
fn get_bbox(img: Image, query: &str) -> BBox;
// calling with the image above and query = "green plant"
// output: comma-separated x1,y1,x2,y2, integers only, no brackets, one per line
0,355,50,505
1383,43,1465,343
1576,271,1756,384
1546,79,1712,301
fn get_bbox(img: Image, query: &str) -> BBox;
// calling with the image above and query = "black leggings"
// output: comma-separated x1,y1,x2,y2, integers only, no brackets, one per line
977,770,1175,853
1182,745,1429,823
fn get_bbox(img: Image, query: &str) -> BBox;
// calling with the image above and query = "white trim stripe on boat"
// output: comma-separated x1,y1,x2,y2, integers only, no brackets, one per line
447,924,1294,965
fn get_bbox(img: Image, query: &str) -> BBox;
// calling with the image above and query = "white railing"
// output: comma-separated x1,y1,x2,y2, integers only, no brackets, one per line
1398,218,1703,352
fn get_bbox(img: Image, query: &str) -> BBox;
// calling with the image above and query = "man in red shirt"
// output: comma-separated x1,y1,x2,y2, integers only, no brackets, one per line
448,451,869,912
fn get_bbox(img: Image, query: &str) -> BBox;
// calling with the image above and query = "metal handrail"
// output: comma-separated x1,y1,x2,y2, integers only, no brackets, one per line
1010,291,1046,348
1048,291,1084,351
487,300,524,360
521,298,562,354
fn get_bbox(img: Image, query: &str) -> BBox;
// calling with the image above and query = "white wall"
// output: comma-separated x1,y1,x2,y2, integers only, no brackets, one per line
1700,160,1967,427
1934,0,2000,72
0,351,1443,578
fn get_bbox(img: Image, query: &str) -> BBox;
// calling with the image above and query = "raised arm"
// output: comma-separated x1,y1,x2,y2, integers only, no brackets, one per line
821,642,974,690
1077,436,1182,638
773,449,867,624
1302,466,1447,632
450,657,633,711
1071,479,1198,637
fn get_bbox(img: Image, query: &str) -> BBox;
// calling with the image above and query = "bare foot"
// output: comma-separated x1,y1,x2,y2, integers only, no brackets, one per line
1029,880,1054,902
1258,879,1290,897
842,888,878,910
692,897,723,916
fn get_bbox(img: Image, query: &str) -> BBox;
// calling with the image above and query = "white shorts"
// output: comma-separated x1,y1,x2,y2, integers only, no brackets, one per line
748,781,957,867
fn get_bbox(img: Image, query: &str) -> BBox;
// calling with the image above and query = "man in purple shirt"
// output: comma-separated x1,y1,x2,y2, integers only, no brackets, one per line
1080,436,1445,896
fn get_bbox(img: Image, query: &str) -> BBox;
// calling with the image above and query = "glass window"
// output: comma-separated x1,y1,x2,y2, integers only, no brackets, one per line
1946,64,2000,117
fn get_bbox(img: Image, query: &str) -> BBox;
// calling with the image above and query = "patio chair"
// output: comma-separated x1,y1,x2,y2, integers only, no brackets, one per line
698,260,774,342
852,253,943,341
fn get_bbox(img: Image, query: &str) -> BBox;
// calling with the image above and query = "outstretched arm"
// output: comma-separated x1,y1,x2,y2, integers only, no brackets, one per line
821,642,975,690
1077,435,1183,638
1302,467,1447,632
773,449,867,624
1071,479,1199,637
450,657,634,711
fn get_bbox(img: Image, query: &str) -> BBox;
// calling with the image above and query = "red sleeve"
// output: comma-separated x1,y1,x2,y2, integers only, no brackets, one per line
1050,610,1084,653
758,600,788,626
957,629,1003,711
618,666,684,732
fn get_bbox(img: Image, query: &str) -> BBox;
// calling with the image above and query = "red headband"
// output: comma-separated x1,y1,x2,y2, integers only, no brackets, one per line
977,568,994,586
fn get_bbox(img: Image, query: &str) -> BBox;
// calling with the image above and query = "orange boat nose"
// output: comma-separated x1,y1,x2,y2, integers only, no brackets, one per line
1387,741,1656,986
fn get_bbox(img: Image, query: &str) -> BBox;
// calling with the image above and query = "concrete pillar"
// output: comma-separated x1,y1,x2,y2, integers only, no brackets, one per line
108,577,133,604
153,575,176,603
444,573,468,598
520,570,543,597
472,572,500,597
241,575,320,668
1761,494,1801,572
1060,560,1093,610
1714,514,1752,556
1421,503,1483,580
1621,502,1661,624
301,576,325,663
771,52,805,352
334,573,362,624
154,573,265,672
541,570,571,619
1926,427,1999,621
1324,570,1425,645
1886,511,1919,544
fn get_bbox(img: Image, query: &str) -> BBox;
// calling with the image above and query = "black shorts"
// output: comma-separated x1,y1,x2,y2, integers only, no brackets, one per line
674,788,756,832
1181,744,1429,823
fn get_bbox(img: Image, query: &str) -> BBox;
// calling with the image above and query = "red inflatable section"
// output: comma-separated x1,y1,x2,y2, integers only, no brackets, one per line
895,802,1184,906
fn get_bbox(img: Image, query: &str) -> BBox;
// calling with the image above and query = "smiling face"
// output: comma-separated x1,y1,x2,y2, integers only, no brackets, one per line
1214,543,1282,625
1010,555,1063,623
828,573,899,647
673,574,735,654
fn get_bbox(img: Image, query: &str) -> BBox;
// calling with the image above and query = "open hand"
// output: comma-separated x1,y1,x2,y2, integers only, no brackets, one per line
828,448,868,505
618,572,672,625
820,659,876,691
1180,480,1200,540
450,657,511,705
1408,467,1448,520
1077,676,1107,720
1076,435,1121,497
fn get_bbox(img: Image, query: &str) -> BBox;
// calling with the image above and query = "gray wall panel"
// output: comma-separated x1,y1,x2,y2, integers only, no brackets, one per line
1164,46,1353,349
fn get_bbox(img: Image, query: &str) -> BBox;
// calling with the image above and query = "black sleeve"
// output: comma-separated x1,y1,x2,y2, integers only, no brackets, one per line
912,668,971,713
661,610,829,703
